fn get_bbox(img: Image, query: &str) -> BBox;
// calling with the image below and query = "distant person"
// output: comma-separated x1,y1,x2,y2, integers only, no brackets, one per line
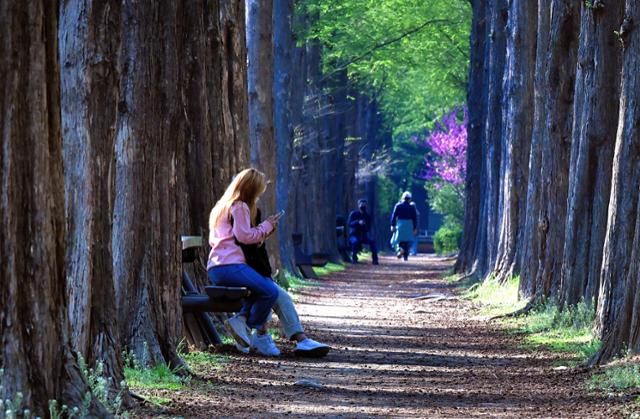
347,199,379,265
410,202,420,256
390,191,417,261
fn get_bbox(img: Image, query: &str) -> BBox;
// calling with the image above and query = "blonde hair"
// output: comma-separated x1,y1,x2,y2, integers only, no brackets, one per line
209,168,267,230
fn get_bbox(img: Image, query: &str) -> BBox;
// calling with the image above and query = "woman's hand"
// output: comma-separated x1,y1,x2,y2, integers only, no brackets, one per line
267,212,283,227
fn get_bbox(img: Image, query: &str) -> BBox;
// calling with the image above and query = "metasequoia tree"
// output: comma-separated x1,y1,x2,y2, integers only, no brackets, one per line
594,1,640,363
0,0,105,415
519,0,580,299
470,0,507,277
560,1,624,308
59,0,125,391
273,0,299,273
246,0,283,268
491,0,537,281
456,0,487,274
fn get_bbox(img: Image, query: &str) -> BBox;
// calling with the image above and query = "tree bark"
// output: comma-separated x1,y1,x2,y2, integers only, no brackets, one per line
246,0,282,269
594,4,640,363
473,0,507,277
560,1,623,308
59,0,126,393
273,0,298,273
112,1,185,368
0,0,104,414
492,0,537,282
456,0,487,274
519,0,580,300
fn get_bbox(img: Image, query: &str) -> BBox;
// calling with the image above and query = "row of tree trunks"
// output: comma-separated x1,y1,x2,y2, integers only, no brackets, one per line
0,1,105,415
459,0,640,363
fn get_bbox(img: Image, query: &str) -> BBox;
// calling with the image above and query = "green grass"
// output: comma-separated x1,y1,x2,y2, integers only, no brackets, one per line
508,300,600,364
277,270,318,292
313,262,345,276
464,275,526,317
124,364,189,390
463,276,600,365
183,351,227,374
589,364,640,392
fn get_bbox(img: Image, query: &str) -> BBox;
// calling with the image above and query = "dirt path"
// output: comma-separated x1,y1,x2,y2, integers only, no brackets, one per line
143,255,633,418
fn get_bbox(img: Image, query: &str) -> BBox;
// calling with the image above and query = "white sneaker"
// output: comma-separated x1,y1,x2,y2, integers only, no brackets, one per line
294,338,331,358
251,331,281,356
224,315,251,348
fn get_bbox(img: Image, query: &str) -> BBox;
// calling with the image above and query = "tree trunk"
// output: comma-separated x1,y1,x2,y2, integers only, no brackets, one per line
0,0,104,414
273,0,298,273
560,1,623,308
473,0,507,277
112,1,185,368
59,0,126,393
520,0,580,299
246,0,282,269
492,0,537,282
594,4,640,363
456,0,487,274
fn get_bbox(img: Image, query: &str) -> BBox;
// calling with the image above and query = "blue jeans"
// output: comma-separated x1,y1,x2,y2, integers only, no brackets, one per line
207,264,278,329
349,236,378,263
237,282,304,339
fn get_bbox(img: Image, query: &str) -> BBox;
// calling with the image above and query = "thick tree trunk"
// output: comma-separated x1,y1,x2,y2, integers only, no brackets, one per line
473,0,507,277
594,4,640,363
520,0,580,299
112,1,185,368
59,0,125,394
560,1,623,308
0,0,104,414
273,0,298,273
456,0,487,274
246,0,282,269
492,0,537,281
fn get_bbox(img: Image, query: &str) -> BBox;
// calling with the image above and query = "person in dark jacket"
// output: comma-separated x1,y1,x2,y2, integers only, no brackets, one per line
347,199,379,264
390,191,418,261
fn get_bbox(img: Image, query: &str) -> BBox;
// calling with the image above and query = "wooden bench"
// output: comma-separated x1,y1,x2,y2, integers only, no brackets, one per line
292,233,329,279
180,236,249,346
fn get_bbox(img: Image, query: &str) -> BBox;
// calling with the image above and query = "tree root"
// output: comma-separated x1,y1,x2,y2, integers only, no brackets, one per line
487,300,537,321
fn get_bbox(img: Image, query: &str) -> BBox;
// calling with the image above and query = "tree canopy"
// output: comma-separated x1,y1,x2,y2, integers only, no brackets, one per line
302,0,471,137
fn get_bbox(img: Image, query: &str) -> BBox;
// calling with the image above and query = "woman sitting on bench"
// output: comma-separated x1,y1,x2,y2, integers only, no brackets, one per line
207,168,329,357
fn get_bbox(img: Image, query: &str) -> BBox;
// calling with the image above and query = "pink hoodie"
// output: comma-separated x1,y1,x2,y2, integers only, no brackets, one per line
207,201,274,270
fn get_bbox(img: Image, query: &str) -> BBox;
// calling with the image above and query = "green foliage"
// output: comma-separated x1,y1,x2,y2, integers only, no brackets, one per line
313,262,346,276
300,0,471,137
589,364,640,392
427,182,464,225
433,221,462,254
376,173,400,216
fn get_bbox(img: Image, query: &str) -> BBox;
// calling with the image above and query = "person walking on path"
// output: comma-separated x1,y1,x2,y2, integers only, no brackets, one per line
347,199,379,265
390,191,418,261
